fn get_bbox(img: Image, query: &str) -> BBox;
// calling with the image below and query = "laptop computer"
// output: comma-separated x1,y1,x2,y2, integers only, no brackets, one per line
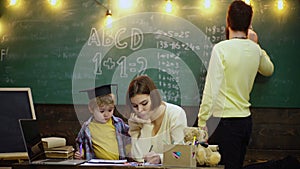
19,119,86,165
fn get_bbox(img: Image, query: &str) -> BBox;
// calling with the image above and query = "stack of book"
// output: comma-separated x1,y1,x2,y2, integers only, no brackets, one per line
42,137,74,159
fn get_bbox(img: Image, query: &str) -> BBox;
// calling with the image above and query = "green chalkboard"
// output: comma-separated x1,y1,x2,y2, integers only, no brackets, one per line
0,0,299,108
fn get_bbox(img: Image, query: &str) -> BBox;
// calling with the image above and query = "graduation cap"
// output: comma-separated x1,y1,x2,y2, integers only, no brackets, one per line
80,84,117,100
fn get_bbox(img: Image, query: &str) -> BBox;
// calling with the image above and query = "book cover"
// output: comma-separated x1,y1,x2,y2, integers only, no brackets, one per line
45,151,74,159
42,137,66,149
44,145,74,159
44,145,74,152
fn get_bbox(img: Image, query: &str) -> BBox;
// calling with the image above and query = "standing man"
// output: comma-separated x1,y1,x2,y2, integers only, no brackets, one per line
198,1,274,169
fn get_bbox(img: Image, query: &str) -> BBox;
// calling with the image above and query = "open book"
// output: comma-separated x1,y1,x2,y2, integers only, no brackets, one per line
88,159,127,164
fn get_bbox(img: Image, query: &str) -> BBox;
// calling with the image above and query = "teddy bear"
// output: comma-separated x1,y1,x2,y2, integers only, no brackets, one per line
183,127,221,167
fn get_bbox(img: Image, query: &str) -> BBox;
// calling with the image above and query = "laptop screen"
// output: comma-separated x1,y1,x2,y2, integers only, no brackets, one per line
19,119,47,162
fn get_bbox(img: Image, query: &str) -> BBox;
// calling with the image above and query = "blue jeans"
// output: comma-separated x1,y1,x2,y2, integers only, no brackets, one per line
208,116,252,169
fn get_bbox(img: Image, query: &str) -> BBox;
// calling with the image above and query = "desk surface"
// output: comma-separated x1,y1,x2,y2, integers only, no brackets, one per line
0,153,28,161
12,163,224,169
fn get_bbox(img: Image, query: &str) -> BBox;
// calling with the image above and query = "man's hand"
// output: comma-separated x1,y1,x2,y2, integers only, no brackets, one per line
248,28,258,43
198,126,208,142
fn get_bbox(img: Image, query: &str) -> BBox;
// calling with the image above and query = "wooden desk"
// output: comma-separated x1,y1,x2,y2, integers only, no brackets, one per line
0,153,28,163
12,162,224,169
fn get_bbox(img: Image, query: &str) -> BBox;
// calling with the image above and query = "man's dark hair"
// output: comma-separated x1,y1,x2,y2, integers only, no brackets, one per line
226,0,253,35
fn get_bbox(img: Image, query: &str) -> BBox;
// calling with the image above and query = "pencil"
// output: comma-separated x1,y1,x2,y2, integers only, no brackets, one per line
79,143,83,155
193,136,196,145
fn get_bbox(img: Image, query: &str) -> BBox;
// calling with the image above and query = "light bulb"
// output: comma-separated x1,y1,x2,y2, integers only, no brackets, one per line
165,0,173,13
277,0,284,10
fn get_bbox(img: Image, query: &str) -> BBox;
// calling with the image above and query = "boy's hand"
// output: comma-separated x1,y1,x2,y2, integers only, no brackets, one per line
74,151,83,159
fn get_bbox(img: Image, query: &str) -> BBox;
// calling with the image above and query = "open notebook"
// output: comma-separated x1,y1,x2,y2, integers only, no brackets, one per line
19,119,86,165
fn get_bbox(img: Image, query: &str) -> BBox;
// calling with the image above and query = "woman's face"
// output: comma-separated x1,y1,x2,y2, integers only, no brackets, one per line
92,104,114,124
130,94,152,120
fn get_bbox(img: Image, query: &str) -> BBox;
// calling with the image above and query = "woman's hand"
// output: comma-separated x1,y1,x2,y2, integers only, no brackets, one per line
128,113,151,137
129,113,151,124
144,151,161,164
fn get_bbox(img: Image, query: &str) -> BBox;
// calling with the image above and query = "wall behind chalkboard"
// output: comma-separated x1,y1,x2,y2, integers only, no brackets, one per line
0,0,299,108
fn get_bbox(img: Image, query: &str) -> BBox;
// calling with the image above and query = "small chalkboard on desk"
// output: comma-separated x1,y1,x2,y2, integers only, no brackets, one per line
0,88,36,161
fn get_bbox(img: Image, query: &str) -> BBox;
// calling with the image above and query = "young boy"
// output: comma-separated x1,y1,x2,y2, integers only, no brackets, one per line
74,84,130,160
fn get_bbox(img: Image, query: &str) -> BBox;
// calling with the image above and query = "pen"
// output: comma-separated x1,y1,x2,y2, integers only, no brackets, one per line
148,145,153,152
